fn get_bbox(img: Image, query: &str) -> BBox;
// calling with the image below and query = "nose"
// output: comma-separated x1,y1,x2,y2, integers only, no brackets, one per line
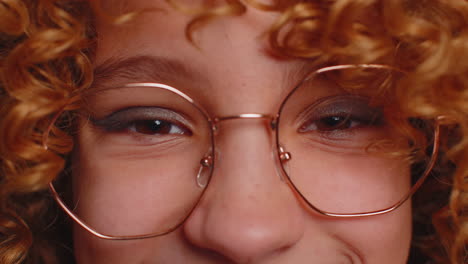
183,118,304,263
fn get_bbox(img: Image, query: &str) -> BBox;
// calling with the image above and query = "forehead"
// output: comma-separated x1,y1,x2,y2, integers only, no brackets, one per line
93,0,311,114
95,0,282,66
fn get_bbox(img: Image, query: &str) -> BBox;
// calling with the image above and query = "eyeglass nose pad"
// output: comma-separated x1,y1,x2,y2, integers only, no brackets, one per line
197,155,213,188
276,146,292,181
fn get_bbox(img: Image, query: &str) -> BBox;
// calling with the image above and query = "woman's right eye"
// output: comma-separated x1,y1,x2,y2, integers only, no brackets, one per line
128,119,190,135
90,107,193,137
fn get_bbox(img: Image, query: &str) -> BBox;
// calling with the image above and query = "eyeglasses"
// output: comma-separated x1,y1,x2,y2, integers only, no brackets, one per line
46,64,441,240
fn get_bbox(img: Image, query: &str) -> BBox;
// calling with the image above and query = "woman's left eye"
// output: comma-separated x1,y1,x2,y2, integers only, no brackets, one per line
300,114,370,132
296,96,384,135
129,119,189,135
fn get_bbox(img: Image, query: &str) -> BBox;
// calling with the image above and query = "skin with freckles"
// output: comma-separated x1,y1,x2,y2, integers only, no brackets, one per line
72,1,413,263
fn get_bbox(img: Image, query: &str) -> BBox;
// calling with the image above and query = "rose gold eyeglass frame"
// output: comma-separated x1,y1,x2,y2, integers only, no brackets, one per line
45,64,443,240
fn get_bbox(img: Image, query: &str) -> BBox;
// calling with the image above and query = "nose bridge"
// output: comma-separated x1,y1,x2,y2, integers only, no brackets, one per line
210,113,279,180
208,113,290,185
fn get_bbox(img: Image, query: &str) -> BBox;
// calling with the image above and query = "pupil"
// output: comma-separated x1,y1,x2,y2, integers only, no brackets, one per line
325,116,344,126
320,116,350,130
135,120,171,134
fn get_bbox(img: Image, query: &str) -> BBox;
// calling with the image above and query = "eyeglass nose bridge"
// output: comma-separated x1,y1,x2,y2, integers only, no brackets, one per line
211,113,291,164
195,113,291,188
210,112,285,164
210,113,290,160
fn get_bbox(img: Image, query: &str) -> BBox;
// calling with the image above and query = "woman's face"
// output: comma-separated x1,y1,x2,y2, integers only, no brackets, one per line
72,1,412,263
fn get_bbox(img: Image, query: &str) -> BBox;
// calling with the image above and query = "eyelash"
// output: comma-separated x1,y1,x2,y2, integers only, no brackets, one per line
299,113,381,133
91,107,192,137
116,119,190,135
295,97,384,137
89,96,383,145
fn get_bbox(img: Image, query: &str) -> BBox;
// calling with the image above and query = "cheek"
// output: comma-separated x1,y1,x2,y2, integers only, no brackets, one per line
322,203,413,263
73,227,178,264
287,145,412,263
293,202,412,264
286,146,411,214
73,230,145,264
71,124,207,237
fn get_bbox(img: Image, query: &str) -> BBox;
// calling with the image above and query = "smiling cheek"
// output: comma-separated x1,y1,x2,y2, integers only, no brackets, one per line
330,205,412,263
72,120,412,264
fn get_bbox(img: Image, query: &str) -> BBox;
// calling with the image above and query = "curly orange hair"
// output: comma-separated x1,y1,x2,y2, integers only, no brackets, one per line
0,0,467,263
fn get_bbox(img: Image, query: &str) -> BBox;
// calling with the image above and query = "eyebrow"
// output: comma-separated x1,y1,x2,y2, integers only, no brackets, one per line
91,54,314,101
92,55,201,89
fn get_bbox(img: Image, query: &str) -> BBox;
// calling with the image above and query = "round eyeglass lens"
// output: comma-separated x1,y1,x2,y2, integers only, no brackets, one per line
277,65,432,215
50,84,214,238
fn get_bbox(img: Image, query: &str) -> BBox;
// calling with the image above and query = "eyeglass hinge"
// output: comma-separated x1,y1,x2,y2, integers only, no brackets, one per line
270,119,277,130
200,156,213,167
279,146,291,161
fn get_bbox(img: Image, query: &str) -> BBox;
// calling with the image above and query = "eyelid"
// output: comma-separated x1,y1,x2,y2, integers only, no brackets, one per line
295,95,382,129
90,106,193,132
